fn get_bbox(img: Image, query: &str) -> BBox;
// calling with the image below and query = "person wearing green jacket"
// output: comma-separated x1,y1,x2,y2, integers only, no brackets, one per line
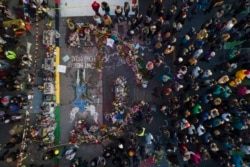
192,104,202,115
5,50,16,60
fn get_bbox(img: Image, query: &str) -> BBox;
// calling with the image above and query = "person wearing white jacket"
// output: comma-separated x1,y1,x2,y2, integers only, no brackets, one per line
188,124,196,135
240,144,250,155
192,66,203,78
221,113,232,122
193,48,203,58
197,124,206,136
222,17,237,32
202,69,213,78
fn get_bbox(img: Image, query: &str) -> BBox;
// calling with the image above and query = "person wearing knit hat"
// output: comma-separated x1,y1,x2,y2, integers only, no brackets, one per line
102,14,112,28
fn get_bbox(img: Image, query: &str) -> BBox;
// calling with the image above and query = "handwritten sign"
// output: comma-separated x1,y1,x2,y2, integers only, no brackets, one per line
67,55,96,69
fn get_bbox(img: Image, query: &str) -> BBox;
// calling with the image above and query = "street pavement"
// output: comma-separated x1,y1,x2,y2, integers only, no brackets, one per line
59,0,139,17
0,0,249,167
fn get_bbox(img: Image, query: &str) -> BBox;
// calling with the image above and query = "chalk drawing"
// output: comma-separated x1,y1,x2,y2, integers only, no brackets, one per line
69,107,79,123
104,53,126,70
158,119,169,137
140,45,153,52
102,52,116,63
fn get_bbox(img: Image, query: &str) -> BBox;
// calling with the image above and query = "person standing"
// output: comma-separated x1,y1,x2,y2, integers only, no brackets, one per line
146,4,154,18
101,1,110,15
93,14,102,27
92,1,101,16
154,0,163,15
102,14,112,28
114,6,123,23
124,2,130,20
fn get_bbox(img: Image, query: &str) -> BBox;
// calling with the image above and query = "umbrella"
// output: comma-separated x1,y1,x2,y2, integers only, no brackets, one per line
115,113,123,119
9,104,21,112
1,96,10,106
237,86,249,96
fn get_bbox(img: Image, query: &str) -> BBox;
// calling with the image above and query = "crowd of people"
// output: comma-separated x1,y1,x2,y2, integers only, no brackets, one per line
0,0,59,166
86,0,250,167
0,0,250,166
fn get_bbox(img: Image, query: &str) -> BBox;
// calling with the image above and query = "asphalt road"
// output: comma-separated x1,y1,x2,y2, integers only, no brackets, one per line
0,0,249,167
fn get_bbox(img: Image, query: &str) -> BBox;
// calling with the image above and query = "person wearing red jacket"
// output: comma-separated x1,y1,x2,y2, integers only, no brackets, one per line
92,1,101,16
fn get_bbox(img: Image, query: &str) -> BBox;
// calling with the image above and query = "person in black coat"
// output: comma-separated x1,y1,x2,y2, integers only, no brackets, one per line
0,149,9,161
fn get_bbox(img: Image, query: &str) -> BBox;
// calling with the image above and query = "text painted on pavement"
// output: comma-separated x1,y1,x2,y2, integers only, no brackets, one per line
68,55,96,69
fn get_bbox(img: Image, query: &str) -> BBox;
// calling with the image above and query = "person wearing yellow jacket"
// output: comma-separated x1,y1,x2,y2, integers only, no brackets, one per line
235,69,248,81
136,126,146,136
229,78,242,87
102,14,112,28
